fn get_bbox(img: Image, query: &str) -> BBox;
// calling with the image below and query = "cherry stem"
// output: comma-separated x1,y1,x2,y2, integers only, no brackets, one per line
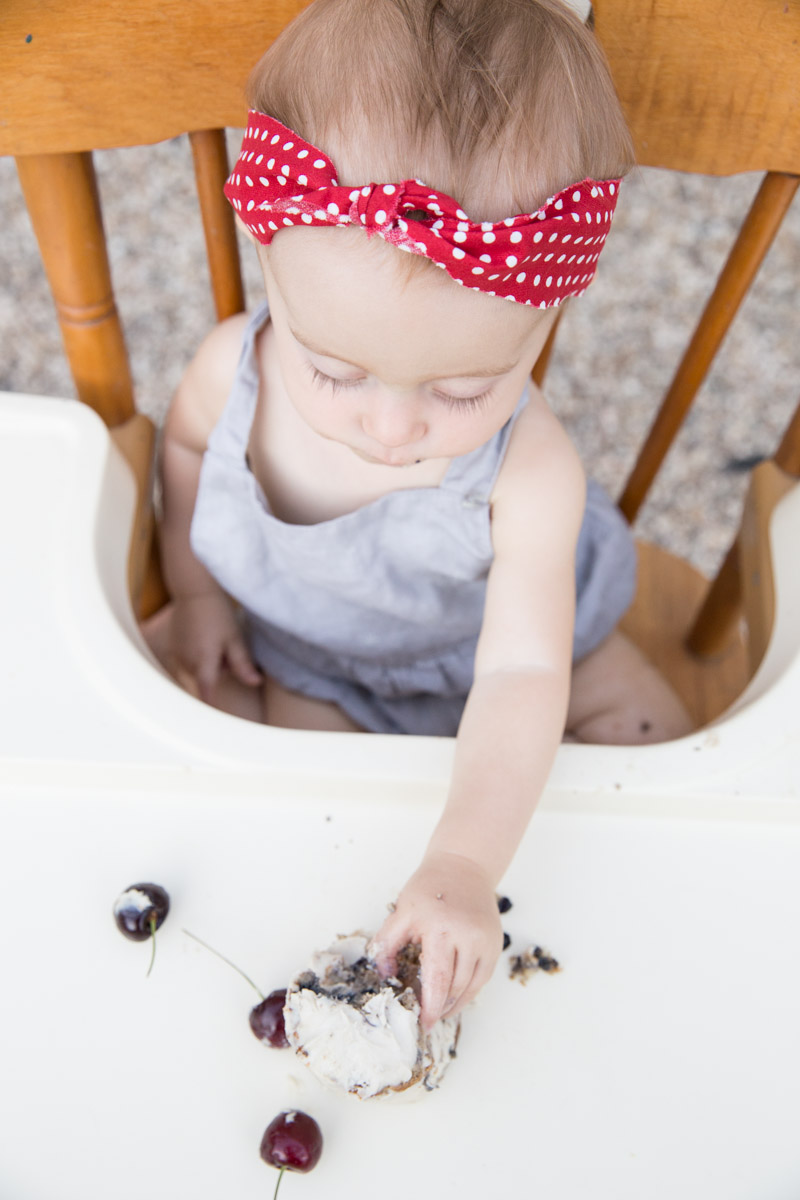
182,928,265,1000
146,913,157,978
273,1166,286,1200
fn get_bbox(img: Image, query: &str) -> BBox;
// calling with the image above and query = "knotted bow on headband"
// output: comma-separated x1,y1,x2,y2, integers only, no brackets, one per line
225,112,621,308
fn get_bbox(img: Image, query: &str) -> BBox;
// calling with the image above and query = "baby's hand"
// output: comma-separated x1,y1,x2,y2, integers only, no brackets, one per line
167,592,262,702
372,852,503,1030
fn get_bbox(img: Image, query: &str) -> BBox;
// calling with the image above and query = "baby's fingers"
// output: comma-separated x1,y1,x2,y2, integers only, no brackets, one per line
195,656,222,704
370,911,412,978
442,954,490,1022
419,939,457,1030
225,636,263,687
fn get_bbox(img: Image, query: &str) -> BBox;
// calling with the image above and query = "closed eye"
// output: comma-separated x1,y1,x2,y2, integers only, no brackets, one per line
307,364,364,395
434,388,493,412
308,363,492,411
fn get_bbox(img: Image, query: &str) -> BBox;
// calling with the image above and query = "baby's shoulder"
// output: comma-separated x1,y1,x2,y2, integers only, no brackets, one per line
490,383,586,547
167,312,252,450
498,384,584,498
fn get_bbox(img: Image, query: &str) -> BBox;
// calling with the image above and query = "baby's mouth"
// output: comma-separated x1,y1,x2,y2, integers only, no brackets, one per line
352,446,423,467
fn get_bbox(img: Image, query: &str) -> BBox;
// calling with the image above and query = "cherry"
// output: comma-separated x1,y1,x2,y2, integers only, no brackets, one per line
183,929,289,1049
114,883,170,940
113,883,170,976
249,989,289,1048
261,1111,323,1197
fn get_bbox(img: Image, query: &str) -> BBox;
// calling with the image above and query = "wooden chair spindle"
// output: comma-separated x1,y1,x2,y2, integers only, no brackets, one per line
15,150,135,426
189,129,246,322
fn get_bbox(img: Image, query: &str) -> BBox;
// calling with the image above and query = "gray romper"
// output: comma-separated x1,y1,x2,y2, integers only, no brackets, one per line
190,301,636,736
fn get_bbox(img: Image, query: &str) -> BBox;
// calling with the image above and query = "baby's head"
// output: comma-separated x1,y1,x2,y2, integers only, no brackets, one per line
247,0,632,225
231,0,633,466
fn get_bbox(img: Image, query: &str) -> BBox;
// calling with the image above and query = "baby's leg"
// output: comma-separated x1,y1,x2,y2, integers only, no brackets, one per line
262,677,363,733
140,606,360,729
566,630,693,744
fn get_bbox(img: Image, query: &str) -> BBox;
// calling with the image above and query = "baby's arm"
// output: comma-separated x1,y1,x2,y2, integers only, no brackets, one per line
375,394,585,1026
157,315,262,700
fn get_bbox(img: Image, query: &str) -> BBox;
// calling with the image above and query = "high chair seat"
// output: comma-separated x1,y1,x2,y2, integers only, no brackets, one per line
620,543,748,728
3,390,798,783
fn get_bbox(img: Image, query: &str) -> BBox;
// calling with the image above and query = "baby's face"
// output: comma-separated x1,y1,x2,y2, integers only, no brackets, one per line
260,227,556,467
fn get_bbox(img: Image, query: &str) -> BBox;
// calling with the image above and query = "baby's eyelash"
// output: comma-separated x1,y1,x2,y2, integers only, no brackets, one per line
435,389,493,412
307,364,364,395
308,362,491,411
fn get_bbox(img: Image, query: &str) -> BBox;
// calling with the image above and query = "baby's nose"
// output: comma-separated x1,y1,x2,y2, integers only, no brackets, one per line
361,394,426,448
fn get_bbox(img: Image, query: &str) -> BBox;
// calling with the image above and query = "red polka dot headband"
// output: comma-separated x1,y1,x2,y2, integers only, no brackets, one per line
225,112,621,308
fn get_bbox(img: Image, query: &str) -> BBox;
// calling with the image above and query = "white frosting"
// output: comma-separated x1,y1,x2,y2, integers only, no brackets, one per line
308,935,369,976
284,934,459,1101
113,888,153,914
285,988,420,1099
422,1013,460,1090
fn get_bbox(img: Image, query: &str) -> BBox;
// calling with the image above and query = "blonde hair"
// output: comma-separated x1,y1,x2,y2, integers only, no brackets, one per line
248,0,633,280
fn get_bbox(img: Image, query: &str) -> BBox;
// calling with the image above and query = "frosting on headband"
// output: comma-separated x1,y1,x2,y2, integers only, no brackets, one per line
225,111,620,308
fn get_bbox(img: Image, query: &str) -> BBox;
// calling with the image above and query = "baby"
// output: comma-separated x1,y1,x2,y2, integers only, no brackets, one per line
151,0,691,1028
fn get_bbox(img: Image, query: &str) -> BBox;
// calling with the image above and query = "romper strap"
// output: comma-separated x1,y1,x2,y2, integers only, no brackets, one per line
206,299,271,459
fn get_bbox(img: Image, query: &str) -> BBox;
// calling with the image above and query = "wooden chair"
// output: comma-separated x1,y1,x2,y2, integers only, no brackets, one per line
536,0,800,725
1,0,314,618
1,0,798,730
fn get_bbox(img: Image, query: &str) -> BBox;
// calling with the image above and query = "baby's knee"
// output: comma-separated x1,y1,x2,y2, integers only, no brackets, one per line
566,630,693,745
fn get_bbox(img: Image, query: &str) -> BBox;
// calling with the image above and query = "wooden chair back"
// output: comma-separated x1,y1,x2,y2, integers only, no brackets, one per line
595,0,799,515
2,1,318,409
1,0,798,725
536,0,800,724
590,0,800,722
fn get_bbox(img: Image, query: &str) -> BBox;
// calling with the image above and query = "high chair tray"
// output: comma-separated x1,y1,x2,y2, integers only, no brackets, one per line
1,393,799,1198
1,773,799,1199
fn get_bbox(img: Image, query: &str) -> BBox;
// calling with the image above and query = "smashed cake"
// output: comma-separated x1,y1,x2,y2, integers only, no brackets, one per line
283,933,460,1100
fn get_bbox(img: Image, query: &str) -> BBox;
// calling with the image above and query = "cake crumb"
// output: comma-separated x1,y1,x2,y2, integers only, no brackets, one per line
509,944,561,983
394,941,423,997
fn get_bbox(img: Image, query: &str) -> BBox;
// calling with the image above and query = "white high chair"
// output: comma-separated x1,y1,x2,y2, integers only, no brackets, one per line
1,0,799,1196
